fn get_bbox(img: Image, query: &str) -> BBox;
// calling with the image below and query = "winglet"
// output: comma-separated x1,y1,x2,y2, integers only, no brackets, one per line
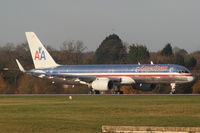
16,59,25,72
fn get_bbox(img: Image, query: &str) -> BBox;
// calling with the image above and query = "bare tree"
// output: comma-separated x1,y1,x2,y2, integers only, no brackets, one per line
60,40,87,64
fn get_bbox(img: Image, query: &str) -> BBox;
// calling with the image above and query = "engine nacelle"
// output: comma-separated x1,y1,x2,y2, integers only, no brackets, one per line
133,83,156,91
91,78,113,91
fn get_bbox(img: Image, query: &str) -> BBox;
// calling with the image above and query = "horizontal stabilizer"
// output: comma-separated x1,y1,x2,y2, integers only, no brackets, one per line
16,59,25,72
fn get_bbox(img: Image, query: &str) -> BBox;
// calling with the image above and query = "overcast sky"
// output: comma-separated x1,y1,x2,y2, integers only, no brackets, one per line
0,0,200,53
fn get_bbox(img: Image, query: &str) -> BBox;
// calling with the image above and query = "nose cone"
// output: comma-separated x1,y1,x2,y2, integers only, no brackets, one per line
188,76,195,82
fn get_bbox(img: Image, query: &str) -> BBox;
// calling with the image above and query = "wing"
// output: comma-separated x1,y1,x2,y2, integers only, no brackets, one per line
28,71,122,85
63,74,121,83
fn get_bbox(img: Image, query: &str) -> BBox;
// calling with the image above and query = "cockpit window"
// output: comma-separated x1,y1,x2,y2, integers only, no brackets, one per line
179,70,189,73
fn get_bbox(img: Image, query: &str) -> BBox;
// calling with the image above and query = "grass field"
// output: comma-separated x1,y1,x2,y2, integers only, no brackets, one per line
0,95,200,133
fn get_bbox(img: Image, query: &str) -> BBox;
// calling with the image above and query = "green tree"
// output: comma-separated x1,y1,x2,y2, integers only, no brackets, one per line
185,57,197,69
93,34,126,64
161,43,173,56
173,53,185,66
128,44,149,64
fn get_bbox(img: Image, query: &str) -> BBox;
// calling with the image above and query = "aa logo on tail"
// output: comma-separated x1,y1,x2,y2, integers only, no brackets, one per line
34,47,46,60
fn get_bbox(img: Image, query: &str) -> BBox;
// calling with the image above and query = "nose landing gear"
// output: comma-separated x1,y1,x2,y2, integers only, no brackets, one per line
170,83,176,94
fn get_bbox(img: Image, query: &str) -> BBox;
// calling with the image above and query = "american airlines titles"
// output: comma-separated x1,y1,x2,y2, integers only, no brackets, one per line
138,66,168,71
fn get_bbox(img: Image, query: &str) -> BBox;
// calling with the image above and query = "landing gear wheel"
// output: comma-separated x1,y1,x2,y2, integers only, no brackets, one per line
94,90,100,94
112,85,122,94
88,90,93,94
89,90,100,94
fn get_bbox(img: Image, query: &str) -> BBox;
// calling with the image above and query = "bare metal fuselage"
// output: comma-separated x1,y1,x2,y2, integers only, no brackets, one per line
28,64,194,85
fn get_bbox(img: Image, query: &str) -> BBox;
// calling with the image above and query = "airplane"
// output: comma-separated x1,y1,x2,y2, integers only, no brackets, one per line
16,32,194,94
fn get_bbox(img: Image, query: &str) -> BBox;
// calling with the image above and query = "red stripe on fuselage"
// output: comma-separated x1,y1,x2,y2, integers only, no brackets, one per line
81,74,193,77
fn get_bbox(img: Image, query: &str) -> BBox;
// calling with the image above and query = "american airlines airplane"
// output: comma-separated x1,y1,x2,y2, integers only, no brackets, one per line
16,32,194,94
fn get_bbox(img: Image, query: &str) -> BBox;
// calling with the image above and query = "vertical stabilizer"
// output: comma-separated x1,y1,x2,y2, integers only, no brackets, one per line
25,32,59,69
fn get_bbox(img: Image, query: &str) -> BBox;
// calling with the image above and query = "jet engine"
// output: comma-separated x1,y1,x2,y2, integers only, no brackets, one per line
91,78,113,91
133,83,156,91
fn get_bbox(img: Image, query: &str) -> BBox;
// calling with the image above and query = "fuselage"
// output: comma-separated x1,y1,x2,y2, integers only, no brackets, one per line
28,64,194,84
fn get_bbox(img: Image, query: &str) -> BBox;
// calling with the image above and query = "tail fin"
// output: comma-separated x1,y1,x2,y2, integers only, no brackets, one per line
25,32,59,69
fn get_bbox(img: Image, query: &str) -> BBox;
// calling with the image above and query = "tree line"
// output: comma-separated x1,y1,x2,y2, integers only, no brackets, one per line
0,34,200,94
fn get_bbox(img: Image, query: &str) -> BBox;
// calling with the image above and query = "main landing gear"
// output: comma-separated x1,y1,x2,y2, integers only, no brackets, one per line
111,85,122,94
89,90,100,94
170,83,176,94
